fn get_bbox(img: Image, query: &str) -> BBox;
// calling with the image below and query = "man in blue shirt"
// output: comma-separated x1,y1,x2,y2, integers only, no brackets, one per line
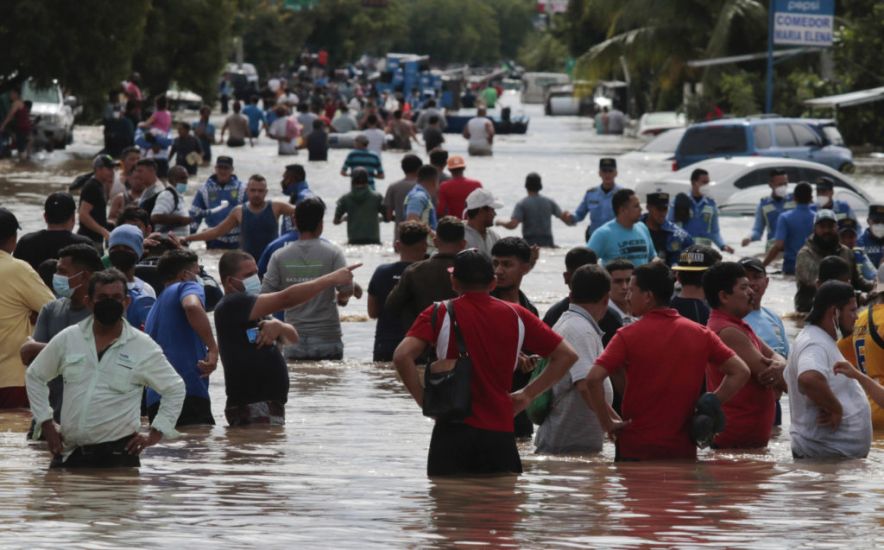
668,168,734,254
241,95,267,139
189,156,246,249
814,176,856,224
763,181,815,275
145,249,219,426
856,204,884,268
840,217,878,279
741,168,794,249
641,191,693,266
404,165,438,230
588,188,656,266
573,157,621,241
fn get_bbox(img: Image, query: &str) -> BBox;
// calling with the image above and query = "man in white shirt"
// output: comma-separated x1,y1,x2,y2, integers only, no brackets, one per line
150,165,192,237
535,264,614,454
785,280,872,459
463,188,502,256
26,269,185,468
463,106,494,156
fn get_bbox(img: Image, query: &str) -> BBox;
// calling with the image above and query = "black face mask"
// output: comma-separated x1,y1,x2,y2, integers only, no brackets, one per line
93,299,125,325
109,250,138,272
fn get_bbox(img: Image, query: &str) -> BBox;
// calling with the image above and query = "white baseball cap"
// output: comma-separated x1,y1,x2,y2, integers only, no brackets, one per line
463,188,503,216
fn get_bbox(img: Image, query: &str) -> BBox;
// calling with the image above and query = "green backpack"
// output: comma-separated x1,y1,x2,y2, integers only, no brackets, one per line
525,358,552,425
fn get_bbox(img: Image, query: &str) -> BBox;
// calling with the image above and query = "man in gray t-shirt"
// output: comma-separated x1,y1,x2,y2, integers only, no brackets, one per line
261,197,354,360
497,173,573,247
535,265,613,454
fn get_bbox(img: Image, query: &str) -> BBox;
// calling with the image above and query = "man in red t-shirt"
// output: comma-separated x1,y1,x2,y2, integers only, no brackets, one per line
702,262,786,448
437,156,482,218
394,249,578,476
585,262,750,460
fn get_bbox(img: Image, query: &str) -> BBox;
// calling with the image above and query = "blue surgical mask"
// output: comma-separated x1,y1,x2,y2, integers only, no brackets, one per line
52,272,81,298
176,182,188,195
242,274,261,295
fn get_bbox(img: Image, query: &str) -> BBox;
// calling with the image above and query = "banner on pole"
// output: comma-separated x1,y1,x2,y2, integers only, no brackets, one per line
773,0,835,47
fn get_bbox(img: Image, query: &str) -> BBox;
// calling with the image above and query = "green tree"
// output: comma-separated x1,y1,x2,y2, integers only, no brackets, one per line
305,0,407,66
484,0,536,60
234,0,313,80
397,0,501,65
518,32,569,72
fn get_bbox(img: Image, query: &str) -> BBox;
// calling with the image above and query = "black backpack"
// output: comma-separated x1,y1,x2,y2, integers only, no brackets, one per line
141,186,179,216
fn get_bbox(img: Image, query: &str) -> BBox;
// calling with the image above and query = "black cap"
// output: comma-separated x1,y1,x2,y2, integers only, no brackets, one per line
599,157,617,170
0,207,21,240
449,249,494,286
672,246,718,272
816,176,835,191
738,256,766,275
216,156,234,167
44,192,76,222
838,217,860,234
869,204,884,220
92,154,115,170
647,192,669,207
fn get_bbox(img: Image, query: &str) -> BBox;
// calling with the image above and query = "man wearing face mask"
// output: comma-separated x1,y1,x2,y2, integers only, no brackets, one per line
856,204,884,268
144,249,219,426
668,168,734,254
107,225,156,330
149,165,192,237
20,244,105,432
814,177,857,224
794,210,873,313
215,251,359,426
763,182,815,275
741,169,794,249
25,269,185,468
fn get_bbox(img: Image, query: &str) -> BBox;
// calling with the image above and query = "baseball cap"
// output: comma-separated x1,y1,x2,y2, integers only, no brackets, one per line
646,192,669,208
447,155,466,170
869,204,884,221
108,224,144,258
92,154,116,170
599,158,617,170
44,192,76,223
814,209,837,225
838,217,860,235
448,248,494,286
463,188,503,215
816,176,835,191
215,156,234,168
671,247,718,272
738,257,766,275
0,208,21,240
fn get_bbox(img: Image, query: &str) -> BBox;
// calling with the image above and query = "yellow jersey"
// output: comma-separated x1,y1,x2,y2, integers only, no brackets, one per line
849,304,884,429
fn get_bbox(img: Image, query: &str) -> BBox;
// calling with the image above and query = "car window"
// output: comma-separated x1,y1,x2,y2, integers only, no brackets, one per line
678,126,747,155
734,169,769,189
801,167,850,189
640,128,685,153
790,124,821,147
821,125,845,146
773,124,798,147
753,125,772,149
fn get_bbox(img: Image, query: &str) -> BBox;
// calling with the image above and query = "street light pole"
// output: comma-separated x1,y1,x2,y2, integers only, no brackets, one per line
765,4,774,113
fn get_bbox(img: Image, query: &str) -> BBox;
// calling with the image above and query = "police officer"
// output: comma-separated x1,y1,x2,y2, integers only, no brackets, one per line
641,192,693,266
814,176,857,224
839,217,878,280
573,157,621,241
857,204,884,268
741,168,794,249
667,168,734,254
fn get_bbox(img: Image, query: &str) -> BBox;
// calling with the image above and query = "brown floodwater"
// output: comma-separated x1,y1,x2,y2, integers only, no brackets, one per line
0,105,882,547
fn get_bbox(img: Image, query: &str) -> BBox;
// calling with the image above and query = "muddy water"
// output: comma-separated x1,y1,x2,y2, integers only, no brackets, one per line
0,106,882,547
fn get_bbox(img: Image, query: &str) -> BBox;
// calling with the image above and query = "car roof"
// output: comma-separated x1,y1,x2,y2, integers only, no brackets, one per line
688,117,828,129
659,156,847,181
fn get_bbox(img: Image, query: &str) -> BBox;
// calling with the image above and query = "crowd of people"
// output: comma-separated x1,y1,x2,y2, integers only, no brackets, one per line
1,94,883,475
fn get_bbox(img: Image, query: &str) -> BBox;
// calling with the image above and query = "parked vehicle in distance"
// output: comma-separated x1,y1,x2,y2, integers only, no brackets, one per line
673,117,854,173
635,156,871,216
166,83,203,111
544,81,595,116
618,128,686,179
721,182,869,217
226,62,259,101
22,79,77,150
521,72,569,104
636,111,686,138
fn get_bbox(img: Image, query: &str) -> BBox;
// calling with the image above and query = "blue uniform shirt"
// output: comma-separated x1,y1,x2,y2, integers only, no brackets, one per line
668,194,726,249
641,214,694,266
750,194,795,244
241,104,265,136
744,306,790,358
189,174,246,248
773,204,815,274
281,180,313,234
857,229,884,268
812,199,857,226
574,184,621,237
587,219,656,266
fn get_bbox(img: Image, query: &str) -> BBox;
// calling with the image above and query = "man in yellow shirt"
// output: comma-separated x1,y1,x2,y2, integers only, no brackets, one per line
0,208,55,408
839,292,884,429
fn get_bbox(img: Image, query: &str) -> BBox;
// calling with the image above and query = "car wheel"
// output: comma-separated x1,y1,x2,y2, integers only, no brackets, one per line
839,162,855,174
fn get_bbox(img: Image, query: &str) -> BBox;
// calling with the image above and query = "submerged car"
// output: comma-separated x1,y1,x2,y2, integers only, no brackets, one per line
635,111,686,138
635,156,872,216
21,79,77,150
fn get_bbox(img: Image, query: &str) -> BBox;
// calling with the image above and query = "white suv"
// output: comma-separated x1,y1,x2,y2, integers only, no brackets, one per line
22,79,77,150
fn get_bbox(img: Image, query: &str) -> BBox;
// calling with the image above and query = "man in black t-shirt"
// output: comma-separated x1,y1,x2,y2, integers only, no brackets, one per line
214,250,359,426
14,192,94,270
76,154,116,246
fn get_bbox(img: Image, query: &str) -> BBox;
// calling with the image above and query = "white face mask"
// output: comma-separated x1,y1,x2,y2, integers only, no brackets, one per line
833,311,842,339
773,186,788,198
815,195,829,207
871,224,884,239
698,184,711,197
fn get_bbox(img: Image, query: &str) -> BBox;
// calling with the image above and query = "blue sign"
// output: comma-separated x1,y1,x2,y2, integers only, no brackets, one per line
773,0,835,46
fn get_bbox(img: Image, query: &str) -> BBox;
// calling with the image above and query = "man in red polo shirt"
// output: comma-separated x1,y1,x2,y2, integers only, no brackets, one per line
702,261,786,448
437,155,482,218
393,249,578,476
585,262,750,460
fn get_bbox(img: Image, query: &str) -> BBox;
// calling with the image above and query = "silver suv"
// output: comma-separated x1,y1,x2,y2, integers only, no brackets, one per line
22,79,78,150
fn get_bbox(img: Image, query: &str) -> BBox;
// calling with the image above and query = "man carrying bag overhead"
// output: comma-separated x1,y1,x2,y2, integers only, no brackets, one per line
394,249,578,476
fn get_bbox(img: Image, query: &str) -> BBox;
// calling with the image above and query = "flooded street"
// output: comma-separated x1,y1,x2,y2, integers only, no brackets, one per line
0,105,883,547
